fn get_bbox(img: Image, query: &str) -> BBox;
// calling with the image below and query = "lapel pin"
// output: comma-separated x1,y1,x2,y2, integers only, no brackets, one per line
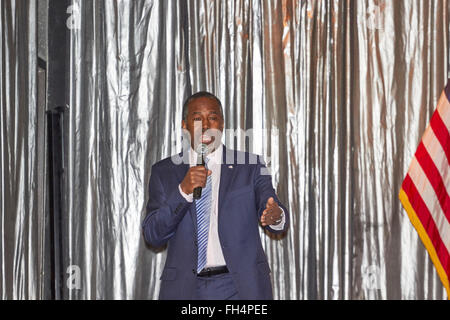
228,165,233,169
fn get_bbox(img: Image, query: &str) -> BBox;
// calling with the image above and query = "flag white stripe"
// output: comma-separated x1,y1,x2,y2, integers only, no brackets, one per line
437,92,450,132
408,156,450,252
422,125,450,197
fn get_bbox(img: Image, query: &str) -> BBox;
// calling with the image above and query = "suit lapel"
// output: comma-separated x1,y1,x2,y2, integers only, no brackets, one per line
218,147,237,213
173,150,190,183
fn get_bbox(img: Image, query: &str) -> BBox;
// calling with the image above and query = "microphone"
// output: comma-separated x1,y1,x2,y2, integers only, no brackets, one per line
193,144,208,200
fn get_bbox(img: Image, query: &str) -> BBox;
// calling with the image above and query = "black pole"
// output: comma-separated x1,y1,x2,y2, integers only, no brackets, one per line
47,0,70,110
47,0,70,300
46,107,68,300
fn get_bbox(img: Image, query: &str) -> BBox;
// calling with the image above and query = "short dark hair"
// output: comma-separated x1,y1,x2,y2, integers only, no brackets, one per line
182,91,224,121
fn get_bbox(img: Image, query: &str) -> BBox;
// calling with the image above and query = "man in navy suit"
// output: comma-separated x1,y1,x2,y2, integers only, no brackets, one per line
142,92,289,300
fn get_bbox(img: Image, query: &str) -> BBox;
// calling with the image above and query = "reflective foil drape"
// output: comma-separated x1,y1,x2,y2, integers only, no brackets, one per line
0,0,44,299
65,0,449,300
1,0,447,300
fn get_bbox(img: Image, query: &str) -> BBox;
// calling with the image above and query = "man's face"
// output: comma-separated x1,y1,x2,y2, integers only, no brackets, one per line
182,97,224,152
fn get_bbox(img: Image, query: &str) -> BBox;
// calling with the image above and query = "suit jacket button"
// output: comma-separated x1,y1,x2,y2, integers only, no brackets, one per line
192,269,196,274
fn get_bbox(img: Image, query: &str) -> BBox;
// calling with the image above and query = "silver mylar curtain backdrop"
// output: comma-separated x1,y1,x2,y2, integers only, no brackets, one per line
1,0,449,299
0,0,46,299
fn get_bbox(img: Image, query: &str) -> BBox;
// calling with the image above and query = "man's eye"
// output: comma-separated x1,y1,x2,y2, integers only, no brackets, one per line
209,117,217,121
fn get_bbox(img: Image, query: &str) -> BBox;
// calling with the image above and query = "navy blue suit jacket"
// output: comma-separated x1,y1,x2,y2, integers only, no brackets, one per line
142,146,289,299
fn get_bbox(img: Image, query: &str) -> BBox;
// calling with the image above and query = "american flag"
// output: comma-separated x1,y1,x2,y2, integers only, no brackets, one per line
399,82,450,298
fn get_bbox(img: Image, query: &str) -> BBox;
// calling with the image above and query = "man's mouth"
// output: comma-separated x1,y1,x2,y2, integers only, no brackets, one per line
200,134,214,144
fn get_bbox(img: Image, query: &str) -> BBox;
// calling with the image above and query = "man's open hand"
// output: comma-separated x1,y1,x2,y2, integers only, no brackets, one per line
260,197,282,226
180,166,212,195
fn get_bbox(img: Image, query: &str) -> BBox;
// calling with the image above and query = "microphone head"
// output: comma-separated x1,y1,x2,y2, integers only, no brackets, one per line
196,143,209,155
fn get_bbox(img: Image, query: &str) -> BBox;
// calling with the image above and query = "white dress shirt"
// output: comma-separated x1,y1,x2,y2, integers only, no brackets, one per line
178,145,285,268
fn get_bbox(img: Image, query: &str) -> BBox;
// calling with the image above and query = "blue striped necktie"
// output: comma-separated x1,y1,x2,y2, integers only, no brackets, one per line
195,158,212,273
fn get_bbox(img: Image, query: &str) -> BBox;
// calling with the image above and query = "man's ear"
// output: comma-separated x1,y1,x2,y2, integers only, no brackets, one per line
182,119,187,129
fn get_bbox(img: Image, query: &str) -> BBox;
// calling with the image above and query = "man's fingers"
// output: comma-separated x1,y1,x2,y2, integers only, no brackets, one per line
266,197,276,208
191,166,208,173
260,214,267,226
189,169,209,188
261,198,282,226
261,206,282,226
260,214,272,227
182,166,209,194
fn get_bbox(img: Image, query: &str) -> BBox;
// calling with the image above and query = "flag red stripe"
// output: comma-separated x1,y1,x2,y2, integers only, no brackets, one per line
415,142,450,223
402,175,450,279
430,109,450,165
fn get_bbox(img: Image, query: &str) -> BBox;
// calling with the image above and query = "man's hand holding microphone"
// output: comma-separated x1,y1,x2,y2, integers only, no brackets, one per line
180,166,212,196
